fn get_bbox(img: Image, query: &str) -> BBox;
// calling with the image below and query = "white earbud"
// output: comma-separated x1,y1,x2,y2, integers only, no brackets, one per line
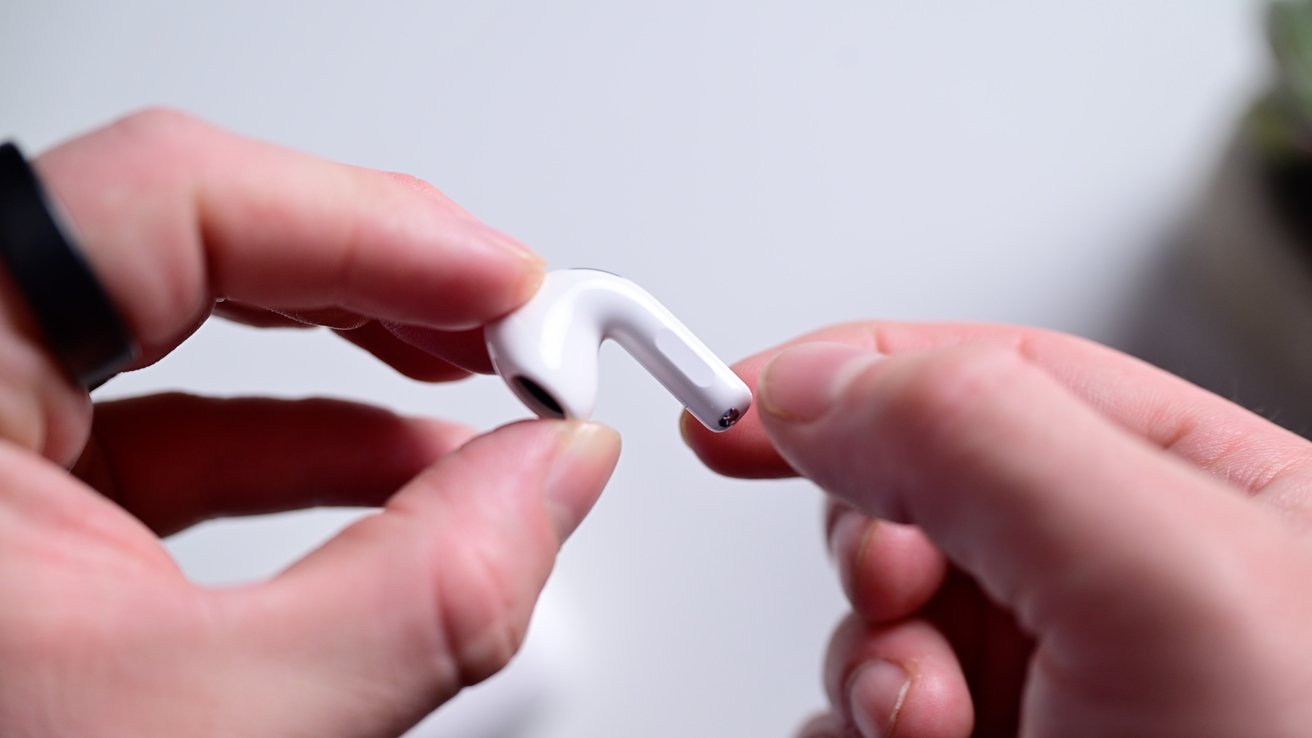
485,268,752,431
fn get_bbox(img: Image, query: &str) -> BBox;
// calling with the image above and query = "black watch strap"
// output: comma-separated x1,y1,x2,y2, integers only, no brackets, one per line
0,142,134,388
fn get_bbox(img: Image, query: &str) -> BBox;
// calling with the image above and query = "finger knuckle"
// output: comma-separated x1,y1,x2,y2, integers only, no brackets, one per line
378,171,460,210
433,546,527,688
381,171,435,194
109,106,204,146
889,345,1028,448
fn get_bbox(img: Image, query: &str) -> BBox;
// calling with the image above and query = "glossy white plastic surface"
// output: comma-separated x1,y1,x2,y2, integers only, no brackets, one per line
486,269,752,431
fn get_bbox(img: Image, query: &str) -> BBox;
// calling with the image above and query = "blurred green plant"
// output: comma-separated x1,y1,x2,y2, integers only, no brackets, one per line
1253,0,1312,159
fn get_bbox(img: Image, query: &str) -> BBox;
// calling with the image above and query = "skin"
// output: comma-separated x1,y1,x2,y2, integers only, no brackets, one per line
9,109,1310,738
0,109,620,738
682,323,1312,737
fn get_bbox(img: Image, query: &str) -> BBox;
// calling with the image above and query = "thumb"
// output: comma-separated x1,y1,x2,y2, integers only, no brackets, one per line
215,420,619,738
754,341,1264,631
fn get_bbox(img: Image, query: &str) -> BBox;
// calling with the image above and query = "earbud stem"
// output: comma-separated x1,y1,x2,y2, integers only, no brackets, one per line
486,269,752,431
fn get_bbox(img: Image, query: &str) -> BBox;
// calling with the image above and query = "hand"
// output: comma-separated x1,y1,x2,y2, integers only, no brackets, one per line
0,109,620,738
683,322,1312,737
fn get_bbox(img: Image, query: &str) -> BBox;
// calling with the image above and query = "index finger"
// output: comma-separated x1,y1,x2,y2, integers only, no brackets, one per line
683,320,1312,497
33,108,543,366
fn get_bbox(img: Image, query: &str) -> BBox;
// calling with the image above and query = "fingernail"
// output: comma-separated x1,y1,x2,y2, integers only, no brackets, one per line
467,223,546,306
848,659,911,738
829,509,873,602
758,343,883,422
480,223,545,269
828,507,865,562
544,422,621,541
796,714,846,738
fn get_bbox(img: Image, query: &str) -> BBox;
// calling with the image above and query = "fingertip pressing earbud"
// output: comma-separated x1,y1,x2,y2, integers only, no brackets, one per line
485,268,751,432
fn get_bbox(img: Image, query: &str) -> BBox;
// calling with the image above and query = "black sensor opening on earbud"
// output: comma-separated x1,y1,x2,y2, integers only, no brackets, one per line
513,376,566,419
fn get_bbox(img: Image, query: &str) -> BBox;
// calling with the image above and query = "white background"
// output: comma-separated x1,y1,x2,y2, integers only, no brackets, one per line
0,2,1272,736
